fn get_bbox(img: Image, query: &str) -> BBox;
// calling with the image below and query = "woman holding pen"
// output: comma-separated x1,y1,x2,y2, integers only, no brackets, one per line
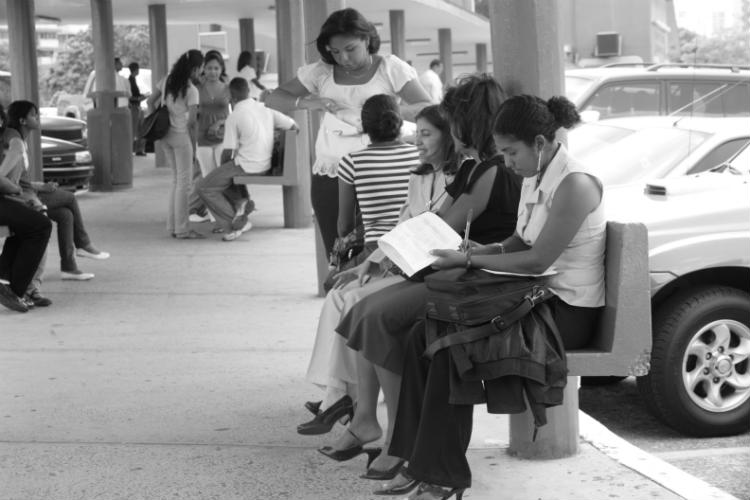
317,75,521,485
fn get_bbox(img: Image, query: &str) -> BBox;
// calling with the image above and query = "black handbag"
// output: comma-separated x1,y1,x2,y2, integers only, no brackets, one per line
140,80,169,141
423,268,552,359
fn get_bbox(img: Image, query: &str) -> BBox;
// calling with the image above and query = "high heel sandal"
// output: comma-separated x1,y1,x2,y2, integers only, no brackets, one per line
297,395,353,435
373,468,419,496
361,457,405,480
318,428,381,463
408,483,465,500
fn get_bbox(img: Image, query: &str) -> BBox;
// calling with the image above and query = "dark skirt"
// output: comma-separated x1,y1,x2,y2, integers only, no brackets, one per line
336,280,427,374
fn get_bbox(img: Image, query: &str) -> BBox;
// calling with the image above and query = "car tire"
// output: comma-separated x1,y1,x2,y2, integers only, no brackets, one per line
637,285,750,437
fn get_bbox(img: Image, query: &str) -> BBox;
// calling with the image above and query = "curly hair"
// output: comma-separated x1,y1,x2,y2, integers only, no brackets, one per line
439,73,506,161
493,95,580,145
166,49,203,101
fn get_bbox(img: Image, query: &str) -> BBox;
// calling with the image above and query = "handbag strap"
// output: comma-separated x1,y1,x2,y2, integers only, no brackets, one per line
423,287,552,360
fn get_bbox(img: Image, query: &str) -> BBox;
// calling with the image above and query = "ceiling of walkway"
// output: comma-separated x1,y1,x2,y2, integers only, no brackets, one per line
1,0,491,68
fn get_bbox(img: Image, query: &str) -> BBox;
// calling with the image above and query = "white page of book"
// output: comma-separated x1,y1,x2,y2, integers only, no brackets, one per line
480,267,557,277
378,212,463,276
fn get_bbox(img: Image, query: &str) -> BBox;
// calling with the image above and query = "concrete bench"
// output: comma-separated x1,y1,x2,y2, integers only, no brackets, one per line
509,221,652,458
233,109,312,229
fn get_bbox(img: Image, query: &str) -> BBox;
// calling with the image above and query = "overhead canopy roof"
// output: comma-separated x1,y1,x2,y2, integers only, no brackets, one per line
1,0,491,68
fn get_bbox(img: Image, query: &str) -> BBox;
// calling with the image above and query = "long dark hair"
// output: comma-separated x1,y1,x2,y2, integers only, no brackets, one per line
440,74,506,161
316,8,380,65
237,50,255,73
493,94,581,145
412,105,459,175
361,94,402,143
3,100,38,140
166,49,203,100
203,50,227,82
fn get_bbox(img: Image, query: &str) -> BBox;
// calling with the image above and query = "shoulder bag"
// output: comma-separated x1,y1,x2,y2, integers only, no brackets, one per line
140,79,170,141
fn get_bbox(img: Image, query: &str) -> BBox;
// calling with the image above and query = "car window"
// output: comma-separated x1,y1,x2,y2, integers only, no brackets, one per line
565,75,596,104
576,128,709,185
687,138,750,174
582,82,660,119
668,82,750,117
727,142,750,174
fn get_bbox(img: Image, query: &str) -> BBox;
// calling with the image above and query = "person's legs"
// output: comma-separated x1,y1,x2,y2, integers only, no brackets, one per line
311,173,339,256
39,189,93,251
390,323,474,490
169,132,194,236
162,136,178,235
0,199,52,297
46,206,78,272
197,161,245,233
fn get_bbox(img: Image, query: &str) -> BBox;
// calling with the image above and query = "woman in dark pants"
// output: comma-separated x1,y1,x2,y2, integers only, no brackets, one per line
0,102,52,312
386,95,605,499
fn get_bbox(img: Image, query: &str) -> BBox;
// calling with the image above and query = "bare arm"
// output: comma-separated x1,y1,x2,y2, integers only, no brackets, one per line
265,77,340,114
398,79,432,121
146,87,161,112
0,140,24,179
187,103,199,146
337,179,357,237
439,166,496,233
434,173,602,273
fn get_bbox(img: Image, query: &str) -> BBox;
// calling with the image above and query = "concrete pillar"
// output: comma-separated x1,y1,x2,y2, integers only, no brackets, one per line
476,42,488,73
88,0,132,191
489,0,565,98
148,4,168,168
239,18,255,54
438,28,453,87
276,0,306,85
389,10,405,59
6,0,42,182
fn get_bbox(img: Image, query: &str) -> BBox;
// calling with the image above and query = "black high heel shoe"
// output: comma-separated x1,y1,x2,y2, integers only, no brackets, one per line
297,395,354,435
373,468,419,496
408,483,465,500
318,428,381,463
304,400,322,416
361,458,405,480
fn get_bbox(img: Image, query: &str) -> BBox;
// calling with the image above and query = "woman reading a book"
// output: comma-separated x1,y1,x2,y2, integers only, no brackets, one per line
383,95,605,500
318,75,522,485
300,104,457,435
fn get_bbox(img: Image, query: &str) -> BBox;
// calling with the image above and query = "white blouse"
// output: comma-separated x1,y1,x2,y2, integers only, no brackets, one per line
516,144,606,308
297,54,418,177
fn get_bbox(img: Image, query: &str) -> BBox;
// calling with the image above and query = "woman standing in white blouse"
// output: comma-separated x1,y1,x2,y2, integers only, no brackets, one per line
266,7,431,257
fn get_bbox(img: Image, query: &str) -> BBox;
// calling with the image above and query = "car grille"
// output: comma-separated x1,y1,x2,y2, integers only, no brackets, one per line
43,152,76,168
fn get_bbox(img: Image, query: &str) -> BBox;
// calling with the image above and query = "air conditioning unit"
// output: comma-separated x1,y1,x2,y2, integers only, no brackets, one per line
595,32,622,57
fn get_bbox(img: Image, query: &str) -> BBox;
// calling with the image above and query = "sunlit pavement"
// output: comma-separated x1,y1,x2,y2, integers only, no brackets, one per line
0,157,738,499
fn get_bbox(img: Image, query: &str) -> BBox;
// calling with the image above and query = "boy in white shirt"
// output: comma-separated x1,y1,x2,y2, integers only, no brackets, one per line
196,78,297,241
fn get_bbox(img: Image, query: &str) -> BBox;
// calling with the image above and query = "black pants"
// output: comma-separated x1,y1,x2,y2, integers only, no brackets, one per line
389,296,601,489
311,173,338,256
0,198,52,296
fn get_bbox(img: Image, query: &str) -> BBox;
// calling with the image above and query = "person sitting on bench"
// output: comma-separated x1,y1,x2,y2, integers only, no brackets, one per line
196,78,298,242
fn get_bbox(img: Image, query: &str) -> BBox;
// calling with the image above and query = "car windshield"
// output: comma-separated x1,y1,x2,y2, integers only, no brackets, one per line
569,122,636,158
574,127,710,185
728,144,750,174
565,75,595,104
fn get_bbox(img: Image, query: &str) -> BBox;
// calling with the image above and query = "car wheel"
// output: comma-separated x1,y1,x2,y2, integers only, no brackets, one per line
637,285,750,437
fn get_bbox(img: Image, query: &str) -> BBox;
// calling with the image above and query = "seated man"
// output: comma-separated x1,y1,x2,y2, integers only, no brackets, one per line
197,78,298,241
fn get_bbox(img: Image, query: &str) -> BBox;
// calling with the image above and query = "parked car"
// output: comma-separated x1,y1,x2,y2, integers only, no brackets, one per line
569,116,750,186
565,63,750,122
41,136,94,191
604,143,750,437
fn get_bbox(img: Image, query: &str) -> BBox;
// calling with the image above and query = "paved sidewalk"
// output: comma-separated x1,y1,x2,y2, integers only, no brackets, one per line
0,158,739,500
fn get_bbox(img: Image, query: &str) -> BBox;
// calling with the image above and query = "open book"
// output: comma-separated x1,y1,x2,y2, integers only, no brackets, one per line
378,212,462,277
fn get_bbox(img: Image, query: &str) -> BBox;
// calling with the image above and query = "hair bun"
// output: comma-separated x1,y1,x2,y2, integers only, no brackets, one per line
546,96,580,129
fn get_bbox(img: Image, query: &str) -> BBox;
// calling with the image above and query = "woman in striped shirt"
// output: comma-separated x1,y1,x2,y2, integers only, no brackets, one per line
336,94,418,251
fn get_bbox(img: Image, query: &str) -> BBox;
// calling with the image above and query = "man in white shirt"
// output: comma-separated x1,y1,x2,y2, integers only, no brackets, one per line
84,58,132,108
197,78,298,241
419,59,444,104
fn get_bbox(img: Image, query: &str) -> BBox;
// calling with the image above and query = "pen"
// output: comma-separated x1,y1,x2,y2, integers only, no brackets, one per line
462,209,473,252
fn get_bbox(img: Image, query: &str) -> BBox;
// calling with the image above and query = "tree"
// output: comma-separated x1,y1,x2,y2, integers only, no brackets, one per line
40,25,150,103
670,27,750,66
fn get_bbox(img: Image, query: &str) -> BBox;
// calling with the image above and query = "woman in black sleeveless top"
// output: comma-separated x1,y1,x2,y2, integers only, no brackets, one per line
318,75,520,481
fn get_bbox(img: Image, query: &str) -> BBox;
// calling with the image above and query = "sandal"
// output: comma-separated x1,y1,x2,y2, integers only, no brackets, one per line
318,428,381,463
174,230,205,240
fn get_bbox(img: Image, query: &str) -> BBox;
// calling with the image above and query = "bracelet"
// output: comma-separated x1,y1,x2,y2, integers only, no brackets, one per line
465,247,473,269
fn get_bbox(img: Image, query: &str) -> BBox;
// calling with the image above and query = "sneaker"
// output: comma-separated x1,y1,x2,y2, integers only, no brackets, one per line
189,213,211,223
0,283,28,312
222,221,252,241
231,199,256,231
27,290,52,307
21,296,35,309
76,248,110,260
61,270,95,281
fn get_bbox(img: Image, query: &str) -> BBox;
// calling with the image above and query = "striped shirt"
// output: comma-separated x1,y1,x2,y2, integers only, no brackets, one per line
338,143,419,243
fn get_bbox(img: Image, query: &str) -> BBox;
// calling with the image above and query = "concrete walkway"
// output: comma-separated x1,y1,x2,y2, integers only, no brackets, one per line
0,158,738,500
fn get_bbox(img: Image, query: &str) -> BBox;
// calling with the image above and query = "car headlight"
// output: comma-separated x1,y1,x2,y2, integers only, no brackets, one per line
75,151,92,164
81,125,87,140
